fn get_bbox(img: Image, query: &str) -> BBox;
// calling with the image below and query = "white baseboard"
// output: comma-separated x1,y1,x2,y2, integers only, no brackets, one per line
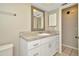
63,44,78,50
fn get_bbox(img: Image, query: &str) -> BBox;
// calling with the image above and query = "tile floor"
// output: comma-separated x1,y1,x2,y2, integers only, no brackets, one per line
55,46,78,56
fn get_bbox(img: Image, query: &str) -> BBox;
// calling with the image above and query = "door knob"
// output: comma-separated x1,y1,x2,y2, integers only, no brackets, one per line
75,36,79,39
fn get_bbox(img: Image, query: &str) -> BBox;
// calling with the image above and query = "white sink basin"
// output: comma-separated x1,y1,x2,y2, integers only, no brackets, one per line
38,33,50,36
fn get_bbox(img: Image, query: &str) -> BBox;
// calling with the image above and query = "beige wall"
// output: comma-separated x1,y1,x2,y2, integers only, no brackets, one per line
0,3,60,55
0,3,50,56
0,3,31,55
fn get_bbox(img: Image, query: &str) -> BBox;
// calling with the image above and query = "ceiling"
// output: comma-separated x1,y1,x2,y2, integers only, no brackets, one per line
31,3,63,12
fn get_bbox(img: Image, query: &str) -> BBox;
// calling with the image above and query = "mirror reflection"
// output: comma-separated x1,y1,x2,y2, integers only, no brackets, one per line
31,6,45,31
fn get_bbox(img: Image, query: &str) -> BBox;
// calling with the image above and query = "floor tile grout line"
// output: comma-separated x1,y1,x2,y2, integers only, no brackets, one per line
55,46,78,56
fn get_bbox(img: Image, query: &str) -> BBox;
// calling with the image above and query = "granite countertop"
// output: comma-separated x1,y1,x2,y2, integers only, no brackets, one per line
20,31,59,41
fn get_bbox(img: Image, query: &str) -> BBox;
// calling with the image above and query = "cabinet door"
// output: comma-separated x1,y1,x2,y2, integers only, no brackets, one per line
48,35,59,55
40,43,50,56
56,36,59,50
48,39,56,55
40,36,59,56
53,35,59,51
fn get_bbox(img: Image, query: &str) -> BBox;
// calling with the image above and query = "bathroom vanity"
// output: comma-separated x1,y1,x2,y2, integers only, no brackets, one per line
20,32,59,56
19,6,59,56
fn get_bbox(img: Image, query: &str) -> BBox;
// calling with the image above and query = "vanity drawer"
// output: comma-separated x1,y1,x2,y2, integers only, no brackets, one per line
40,35,59,45
27,40,40,49
27,47,40,56
40,36,53,45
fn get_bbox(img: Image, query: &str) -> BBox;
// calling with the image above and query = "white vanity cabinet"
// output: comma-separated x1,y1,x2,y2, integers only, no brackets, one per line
39,35,59,56
48,36,59,55
20,35,59,56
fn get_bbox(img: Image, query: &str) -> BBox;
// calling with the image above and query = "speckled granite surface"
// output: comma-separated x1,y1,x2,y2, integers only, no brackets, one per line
19,31,59,41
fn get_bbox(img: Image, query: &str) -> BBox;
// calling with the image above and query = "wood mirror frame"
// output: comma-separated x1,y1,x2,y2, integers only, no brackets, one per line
31,6,45,31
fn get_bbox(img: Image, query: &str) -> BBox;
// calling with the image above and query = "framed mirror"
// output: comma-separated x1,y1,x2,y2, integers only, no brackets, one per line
31,6,45,31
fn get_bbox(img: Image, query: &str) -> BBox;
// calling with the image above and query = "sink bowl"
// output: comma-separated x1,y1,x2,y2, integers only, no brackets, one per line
38,33,50,36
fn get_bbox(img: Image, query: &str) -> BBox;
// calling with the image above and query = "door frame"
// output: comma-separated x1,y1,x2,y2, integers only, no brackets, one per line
78,3,79,56
58,3,77,54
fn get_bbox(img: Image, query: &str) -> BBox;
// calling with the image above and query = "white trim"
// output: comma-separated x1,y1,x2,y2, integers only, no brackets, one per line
0,43,13,51
61,3,77,9
58,8,62,53
78,4,79,56
63,44,78,50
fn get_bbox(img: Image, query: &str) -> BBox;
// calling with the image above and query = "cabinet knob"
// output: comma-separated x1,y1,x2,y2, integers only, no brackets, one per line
33,53,39,56
33,43,39,46
75,36,79,39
